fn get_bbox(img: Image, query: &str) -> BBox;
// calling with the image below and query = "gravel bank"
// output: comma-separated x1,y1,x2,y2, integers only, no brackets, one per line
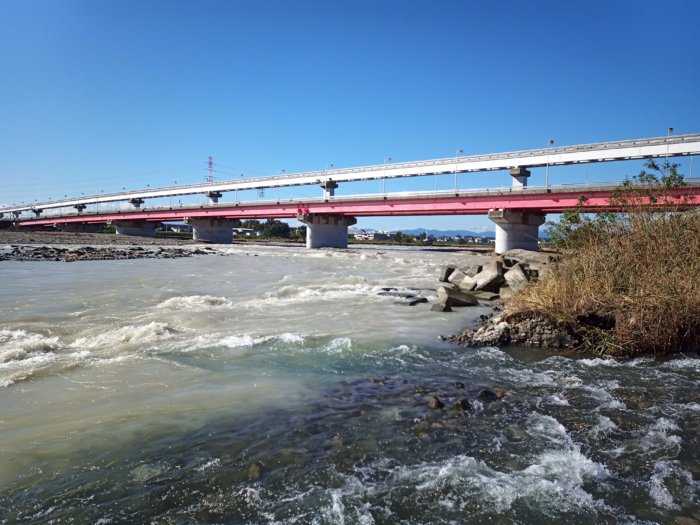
0,231,218,262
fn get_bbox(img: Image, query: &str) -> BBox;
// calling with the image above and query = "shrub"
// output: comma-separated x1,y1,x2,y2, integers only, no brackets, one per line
507,160,699,356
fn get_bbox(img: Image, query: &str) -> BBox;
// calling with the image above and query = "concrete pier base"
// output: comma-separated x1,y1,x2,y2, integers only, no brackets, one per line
113,220,158,237
488,209,545,254
186,217,239,243
58,223,106,233
297,214,356,249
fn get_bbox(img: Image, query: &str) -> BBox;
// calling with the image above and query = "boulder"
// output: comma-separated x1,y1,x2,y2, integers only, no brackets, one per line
427,395,444,410
248,462,265,481
474,260,505,292
437,286,479,307
452,398,472,411
439,265,457,283
504,263,528,291
394,297,428,306
478,388,499,403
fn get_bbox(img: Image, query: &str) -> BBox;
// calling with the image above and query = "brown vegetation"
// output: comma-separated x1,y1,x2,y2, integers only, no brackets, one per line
506,161,700,356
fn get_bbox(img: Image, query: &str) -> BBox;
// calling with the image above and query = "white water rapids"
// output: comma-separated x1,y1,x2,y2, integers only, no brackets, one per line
1,244,698,523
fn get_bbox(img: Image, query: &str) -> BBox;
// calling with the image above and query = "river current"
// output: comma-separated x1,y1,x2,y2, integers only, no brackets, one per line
1,244,698,524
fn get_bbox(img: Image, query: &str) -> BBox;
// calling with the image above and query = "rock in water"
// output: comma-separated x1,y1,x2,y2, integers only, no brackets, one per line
452,398,471,411
478,388,498,403
248,462,264,481
427,395,444,410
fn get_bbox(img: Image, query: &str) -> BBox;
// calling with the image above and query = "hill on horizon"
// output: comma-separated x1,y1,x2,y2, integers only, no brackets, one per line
399,228,495,238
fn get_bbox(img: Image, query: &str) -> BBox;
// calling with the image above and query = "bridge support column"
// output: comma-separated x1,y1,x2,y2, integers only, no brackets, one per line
112,220,157,237
186,217,239,243
297,214,356,249
58,223,106,233
320,180,338,199
488,209,545,254
207,191,222,204
510,167,530,188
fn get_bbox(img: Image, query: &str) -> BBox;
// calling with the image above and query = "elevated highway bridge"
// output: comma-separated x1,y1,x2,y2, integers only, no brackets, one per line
3,133,700,252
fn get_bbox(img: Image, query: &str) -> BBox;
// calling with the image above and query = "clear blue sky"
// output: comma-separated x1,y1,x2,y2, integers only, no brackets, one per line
1,0,699,231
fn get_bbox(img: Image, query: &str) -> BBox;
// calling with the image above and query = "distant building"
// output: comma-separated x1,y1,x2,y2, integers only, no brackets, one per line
233,228,262,237
353,230,389,241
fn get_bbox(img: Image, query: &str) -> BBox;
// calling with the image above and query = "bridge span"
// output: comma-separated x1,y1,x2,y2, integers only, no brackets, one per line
4,133,700,252
13,180,700,253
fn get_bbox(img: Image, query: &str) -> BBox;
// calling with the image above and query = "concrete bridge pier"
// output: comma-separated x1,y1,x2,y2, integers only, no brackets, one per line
186,217,239,243
297,213,356,249
488,209,545,254
112,220,158,237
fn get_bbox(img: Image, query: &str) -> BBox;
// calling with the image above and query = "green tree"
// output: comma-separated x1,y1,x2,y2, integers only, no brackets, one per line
241,219,262,231
262,219,290,238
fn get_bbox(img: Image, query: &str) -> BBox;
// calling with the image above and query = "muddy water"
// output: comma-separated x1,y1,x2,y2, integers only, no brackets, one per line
0,245,698,523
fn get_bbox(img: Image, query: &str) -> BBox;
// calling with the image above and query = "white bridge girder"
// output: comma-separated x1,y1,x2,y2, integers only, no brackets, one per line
3,134,700,215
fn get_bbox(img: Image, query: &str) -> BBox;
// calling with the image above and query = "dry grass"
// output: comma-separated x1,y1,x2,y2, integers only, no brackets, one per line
507,210,700,356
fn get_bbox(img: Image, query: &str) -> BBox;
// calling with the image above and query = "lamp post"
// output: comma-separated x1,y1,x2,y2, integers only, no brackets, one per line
545,139,554,189
666,126,673,173
382,156,391,195
277,170,285,201
453,148,463,193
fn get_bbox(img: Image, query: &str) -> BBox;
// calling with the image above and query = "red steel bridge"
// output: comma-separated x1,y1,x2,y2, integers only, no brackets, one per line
3,133,700,252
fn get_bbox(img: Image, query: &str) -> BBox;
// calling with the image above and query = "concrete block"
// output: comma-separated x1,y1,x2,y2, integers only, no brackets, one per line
437,286,479,307
431,303,453,312
474,260,505,292
504,263,528,290
472,291,500,301
447,269,467,286
464,265,482,277
439,265,457,283
457,275,477,291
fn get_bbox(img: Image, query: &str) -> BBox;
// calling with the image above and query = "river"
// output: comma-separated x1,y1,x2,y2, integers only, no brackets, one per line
1,244,698,523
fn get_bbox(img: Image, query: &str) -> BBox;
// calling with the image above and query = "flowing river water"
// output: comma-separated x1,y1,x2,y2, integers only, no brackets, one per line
1,244,698,524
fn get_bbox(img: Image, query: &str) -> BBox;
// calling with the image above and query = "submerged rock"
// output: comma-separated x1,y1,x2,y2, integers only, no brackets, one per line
248,461,265,481
427,395,444,410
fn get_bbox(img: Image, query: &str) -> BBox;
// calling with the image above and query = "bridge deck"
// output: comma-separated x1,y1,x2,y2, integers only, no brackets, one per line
18,181,700,227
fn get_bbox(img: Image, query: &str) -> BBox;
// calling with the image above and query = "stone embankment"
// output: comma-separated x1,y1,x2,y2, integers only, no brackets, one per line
436,249,578,349
0,231,217,262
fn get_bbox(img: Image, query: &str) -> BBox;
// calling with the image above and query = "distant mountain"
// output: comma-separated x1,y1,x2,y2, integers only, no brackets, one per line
399,228,496,238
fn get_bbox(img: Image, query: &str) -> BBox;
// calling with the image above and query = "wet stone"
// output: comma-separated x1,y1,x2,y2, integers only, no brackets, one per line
506,425,527,442
248,462,264,481
478,388,499,403
451,399,471,411
427,395,444,410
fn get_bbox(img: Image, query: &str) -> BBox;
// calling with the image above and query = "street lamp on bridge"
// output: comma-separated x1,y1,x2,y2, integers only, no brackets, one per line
453,148,463,193
545,139,554,189
382,156,391,195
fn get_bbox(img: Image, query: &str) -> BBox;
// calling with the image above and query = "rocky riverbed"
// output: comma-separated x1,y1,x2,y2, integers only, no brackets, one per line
434,249,582,350
0,231,217,262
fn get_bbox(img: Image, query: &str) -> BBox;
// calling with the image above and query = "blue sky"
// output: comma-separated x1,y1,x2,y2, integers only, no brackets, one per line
1,0,699,231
